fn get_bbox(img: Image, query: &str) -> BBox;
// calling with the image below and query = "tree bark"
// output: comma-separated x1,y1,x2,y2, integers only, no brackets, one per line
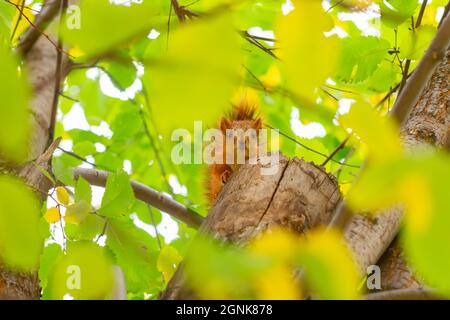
0,0,69,299
161,156,341,299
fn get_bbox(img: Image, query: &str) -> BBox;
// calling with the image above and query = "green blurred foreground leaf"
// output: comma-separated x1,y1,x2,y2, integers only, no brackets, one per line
0,46,30,162
0,175,41,270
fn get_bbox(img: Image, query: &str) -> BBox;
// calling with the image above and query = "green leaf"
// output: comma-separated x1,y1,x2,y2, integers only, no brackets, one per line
0,2,15,44
0,46,30,162
106,217,160,293
131,201,162,225
339,101,402,163
111,107,142,142
277,0,338,100
99,171,135,218
402,155,450,296
101,59,137,91
47,242,114,300
61,0,158,59
336,36,390,84
185,236,271,299
52,153,82,186
399,25,436,60
157,245,183,283
297,228,361,300
65,214,104,241
39,244,63,294
346,152,450,296
365,59,399,93
0,175,41,270
75,176,92,204
379,0,419,27
73,141,96,157
145,14,242,137
65,201,91,225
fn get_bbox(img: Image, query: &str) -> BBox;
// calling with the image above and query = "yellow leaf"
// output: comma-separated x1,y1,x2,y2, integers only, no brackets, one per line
259,65,281,89
339,100,402,163
249,228,299,263
11,6,35,43
157,246,183,283
400,173,432,234
277,0,338,100
298,228,361,299
55,186,70,206
147,14,242,137
44,207,61,224
254,263,303,300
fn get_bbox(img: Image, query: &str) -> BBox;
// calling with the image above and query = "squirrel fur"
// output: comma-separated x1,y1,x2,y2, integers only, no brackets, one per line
205,99,262,204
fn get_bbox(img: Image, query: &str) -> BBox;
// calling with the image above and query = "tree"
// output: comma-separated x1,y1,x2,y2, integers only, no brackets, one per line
0,0,448,300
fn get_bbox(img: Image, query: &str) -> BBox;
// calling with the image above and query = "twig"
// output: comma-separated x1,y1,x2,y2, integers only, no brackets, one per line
149,206,162,250
11,0,69,56
321,135,351,166
240,30,276,43
170,0,200,22
10,0,25,41
398,0,428,94
265,124,360,168
73,167,204,229
49,0,68,145
59,92,79,102
390,12,450,125
57,146,102,169
240,31,279,60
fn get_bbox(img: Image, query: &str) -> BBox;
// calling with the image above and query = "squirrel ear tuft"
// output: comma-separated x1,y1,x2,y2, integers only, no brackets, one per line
220,118,231,132
253,118,262,129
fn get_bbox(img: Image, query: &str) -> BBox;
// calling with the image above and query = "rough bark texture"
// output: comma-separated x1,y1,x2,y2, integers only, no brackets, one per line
344,49,449,281
162,155,341,299
375,238,422,291
0,1,69,299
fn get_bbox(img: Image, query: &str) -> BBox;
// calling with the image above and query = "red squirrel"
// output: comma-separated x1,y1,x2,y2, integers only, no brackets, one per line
205,100,262,204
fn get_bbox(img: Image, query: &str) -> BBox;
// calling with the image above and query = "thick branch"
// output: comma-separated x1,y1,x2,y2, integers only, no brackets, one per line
73,168,204,229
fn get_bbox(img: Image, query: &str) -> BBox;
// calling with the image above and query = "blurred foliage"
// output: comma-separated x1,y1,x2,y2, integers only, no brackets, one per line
184,228,360,299
0,0,448,300
0,46,30,162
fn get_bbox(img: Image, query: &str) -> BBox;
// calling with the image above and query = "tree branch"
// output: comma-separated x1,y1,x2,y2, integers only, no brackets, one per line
16,0,62,55
73,167,204,229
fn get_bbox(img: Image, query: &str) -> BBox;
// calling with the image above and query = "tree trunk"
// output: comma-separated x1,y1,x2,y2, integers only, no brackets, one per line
162,155,341,299
0,1,69,299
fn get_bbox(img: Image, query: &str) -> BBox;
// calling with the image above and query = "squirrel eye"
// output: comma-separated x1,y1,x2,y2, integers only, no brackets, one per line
221,174,227,184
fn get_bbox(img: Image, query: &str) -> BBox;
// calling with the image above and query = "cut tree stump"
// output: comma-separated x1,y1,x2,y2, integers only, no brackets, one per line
161,154,341,299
